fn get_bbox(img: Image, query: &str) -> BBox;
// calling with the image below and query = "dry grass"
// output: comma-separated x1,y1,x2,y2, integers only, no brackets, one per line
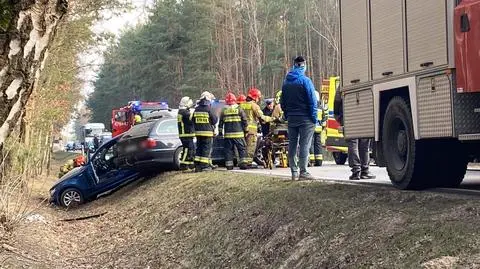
2,171,480,268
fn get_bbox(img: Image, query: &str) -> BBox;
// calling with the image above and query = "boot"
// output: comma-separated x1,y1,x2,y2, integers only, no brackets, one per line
349,171,360,180
253,157,265,167
315,160,323,167
360,171,376,179
201,166,212,172
210,164,218,170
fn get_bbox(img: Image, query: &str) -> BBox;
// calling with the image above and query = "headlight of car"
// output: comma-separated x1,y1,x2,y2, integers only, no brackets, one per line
50,188,56,196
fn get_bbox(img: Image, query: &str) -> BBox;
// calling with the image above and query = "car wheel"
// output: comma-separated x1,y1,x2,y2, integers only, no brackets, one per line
59,188,84,208
173,147,182,170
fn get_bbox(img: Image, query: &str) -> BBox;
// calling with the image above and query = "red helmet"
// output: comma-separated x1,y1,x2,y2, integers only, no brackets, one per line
247,88,261,101
225,92,237,105
237,94,247,103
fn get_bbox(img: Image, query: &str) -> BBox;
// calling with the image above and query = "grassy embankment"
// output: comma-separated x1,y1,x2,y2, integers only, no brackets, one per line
2,170,480,268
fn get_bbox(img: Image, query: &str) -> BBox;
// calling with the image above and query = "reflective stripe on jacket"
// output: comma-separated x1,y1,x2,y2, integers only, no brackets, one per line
193,103,218,137
219,104,247,138
178,108,195,138
240,101,272,134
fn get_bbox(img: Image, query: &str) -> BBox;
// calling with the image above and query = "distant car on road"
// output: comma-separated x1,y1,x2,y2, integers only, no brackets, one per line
50,136,141,207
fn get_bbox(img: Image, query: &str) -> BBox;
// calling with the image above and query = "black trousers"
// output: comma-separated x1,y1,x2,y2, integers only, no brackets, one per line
224,138,248,167
309,132,323,161
180,137,195,167
195,137,213,168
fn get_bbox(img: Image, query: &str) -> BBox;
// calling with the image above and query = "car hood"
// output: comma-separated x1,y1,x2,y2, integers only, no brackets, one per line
51,166,87,189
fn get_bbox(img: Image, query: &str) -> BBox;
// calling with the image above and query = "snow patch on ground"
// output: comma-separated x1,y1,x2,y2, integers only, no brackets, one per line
25,213,47,224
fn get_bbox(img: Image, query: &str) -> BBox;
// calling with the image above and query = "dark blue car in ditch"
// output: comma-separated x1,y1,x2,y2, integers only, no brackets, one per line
50,136,141,207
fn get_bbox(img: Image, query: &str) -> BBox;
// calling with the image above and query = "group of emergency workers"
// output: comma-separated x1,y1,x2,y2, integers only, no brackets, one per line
177,86,329,172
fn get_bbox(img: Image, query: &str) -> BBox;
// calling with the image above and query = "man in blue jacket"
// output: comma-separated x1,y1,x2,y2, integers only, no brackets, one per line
281,56,317,180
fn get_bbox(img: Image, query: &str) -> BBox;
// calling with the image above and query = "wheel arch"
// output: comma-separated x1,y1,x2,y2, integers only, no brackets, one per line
373,77,419,141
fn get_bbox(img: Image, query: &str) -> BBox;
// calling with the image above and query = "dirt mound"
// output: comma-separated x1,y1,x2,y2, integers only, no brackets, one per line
2,171,480,268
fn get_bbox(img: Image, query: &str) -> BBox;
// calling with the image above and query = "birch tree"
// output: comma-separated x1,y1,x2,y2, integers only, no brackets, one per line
0,0,68,150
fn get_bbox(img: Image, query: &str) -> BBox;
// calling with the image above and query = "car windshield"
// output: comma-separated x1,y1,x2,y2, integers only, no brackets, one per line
156,119,178,135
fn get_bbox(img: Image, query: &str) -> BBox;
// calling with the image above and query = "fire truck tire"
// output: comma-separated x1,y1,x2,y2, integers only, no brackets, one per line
333,152,347,165
382,97,430,190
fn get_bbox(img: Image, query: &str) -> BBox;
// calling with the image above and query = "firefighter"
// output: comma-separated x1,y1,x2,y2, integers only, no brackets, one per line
134,112,142,124
240,87,272,167
193,91,218,172
309,91,325,166
58,155,86,178
177,96,195,170
219,93,249,170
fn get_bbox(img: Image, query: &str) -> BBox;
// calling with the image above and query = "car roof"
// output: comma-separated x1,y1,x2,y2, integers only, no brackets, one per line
144,109,178,121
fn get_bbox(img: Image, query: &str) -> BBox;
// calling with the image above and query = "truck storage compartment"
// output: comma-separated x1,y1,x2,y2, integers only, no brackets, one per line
416,74,453,138
343,88,375,138
406,0,448,72
455,0,480,93
370,0,404,79
340,0,369,87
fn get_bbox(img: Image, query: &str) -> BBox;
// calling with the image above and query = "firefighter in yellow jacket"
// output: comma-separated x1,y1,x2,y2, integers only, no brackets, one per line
193,91,218,172
240,87,272,167
219,93,249,170
309,91,327,166
177,96,195,170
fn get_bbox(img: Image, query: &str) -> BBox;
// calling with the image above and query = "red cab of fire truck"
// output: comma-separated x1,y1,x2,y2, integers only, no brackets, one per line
111,101,169,137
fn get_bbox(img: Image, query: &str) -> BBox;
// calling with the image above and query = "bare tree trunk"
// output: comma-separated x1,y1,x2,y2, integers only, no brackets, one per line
0,0,68,150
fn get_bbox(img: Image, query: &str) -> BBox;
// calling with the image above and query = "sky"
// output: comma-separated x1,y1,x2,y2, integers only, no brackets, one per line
80,0,154,97
63,0,154,138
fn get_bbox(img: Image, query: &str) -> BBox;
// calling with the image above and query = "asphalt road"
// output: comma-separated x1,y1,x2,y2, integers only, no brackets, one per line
237,161,480,195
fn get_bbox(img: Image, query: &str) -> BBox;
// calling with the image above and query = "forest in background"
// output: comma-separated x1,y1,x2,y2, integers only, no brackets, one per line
88,0,339,125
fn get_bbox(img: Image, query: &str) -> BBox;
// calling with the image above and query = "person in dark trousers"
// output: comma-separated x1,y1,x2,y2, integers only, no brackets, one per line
177,96,196,170
333,86,376,180
281,56,317,180
309,91,324,166
261,99,274,137
193,91,218,172
219,93,249,170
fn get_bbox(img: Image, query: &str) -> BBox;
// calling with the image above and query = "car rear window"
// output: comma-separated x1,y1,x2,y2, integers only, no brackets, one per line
156,119,178,135
123,121,156,138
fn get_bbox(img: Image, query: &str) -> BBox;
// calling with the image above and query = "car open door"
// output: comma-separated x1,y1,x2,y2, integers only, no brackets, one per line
91,141,140,195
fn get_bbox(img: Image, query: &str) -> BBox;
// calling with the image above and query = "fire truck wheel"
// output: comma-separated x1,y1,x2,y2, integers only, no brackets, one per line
382,97,429,190
333,152,347,165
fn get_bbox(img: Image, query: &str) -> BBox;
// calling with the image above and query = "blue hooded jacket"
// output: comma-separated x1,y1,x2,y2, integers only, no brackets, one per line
281,66,318,123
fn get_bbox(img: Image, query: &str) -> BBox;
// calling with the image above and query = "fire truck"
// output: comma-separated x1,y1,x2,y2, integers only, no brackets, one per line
111,101,169,137
339,0,480,189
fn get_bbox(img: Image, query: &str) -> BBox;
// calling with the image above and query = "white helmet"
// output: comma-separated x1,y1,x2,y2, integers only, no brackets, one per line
315,91,320,102
179,96,193,109
200,91,214,101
